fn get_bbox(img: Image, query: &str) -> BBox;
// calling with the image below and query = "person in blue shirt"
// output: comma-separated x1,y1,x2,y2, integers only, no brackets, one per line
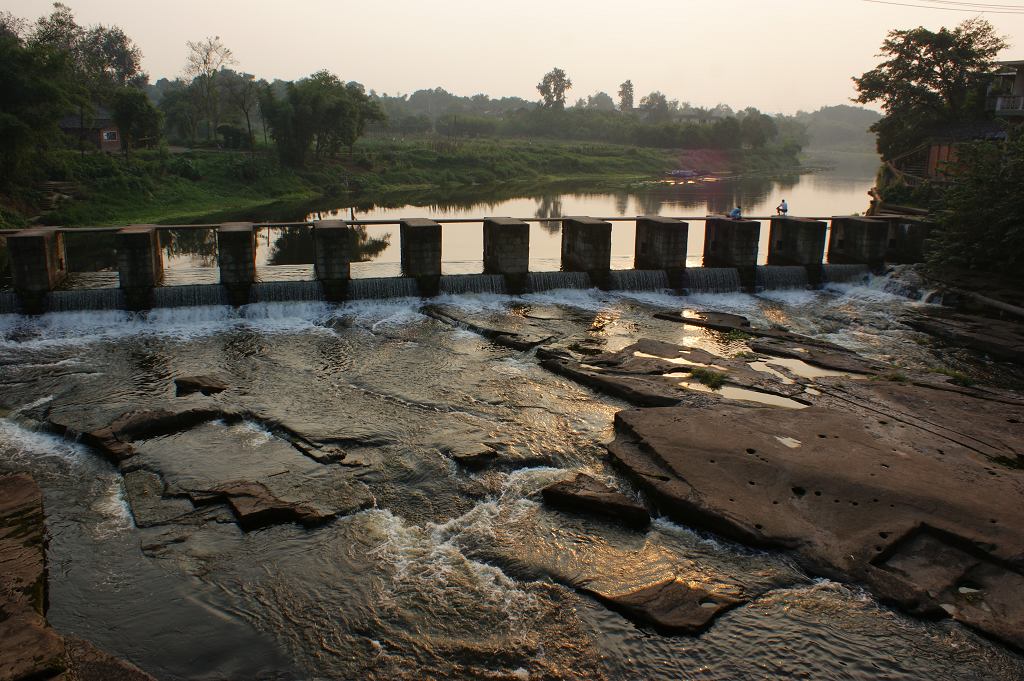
776,199,789,215
729,206,742,219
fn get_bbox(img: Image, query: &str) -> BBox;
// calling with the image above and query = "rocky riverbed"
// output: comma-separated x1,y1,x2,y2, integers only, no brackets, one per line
1,282,1023,680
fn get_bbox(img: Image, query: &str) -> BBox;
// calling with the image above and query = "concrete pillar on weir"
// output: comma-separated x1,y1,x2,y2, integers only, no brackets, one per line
116,225,163,310
400,218,442,296
217,222,257,306
483,217,530,293
635,216,688,288
768,216,827,286
8,228,67,314
828,217,888,270
313,220,356,301
703,217,759,290
884,217,932,264
561,216,611,287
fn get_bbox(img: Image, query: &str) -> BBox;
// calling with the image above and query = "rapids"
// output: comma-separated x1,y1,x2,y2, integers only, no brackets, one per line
1,281,1022,680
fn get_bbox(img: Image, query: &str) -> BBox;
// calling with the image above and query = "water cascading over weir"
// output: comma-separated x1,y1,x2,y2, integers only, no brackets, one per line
0,214,931,315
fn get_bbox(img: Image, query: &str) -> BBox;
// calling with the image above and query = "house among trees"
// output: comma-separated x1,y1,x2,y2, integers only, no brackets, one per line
889,121,1006,181
58,107,123,153
988,60,1024,120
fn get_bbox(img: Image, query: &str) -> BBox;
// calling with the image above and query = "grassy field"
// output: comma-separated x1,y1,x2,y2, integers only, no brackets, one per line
2,137,801,228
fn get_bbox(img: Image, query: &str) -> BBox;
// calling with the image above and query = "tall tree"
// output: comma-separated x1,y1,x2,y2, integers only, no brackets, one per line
222,70,261,153
260,71,385,166
184,35,235,140
586,92,616,111
638,91,670,123
110,87,160,156
618,80,634,112
536,67,572,110
0,31,72,186
853,18,1007,159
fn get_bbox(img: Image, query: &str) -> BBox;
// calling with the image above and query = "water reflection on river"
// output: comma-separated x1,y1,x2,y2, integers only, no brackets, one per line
0,166,878,289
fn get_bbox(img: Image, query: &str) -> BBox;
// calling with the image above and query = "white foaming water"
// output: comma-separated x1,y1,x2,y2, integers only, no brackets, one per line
0,418,88,467
90,475,135,538
0,419,133,537
361,508,537,626
0,303,338,350
756,288,819,307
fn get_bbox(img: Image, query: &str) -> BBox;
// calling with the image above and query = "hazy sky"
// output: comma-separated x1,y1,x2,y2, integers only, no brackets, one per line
7,0,1024,114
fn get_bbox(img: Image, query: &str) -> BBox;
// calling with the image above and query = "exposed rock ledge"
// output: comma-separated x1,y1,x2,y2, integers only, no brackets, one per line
607,403,1024,649
0,473,155,681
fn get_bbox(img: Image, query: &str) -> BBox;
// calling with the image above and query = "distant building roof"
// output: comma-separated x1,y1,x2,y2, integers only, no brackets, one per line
58,106,115,131
926,120,1007,143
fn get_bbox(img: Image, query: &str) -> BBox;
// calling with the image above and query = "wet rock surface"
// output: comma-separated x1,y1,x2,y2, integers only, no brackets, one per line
539,338,809,409
607,392,1024,648
541,473,650,530
424,304,555,350
0,473,65,681
0,473,155,681
905,308,1024,364
174,374,229,396
583,577,742,634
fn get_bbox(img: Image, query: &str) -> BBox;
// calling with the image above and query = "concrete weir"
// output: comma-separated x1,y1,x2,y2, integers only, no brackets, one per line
0,213,930,313
400,218,442,296
767,217,827,286
313,220,356,301
635,216,687,288
828,216,888,270
7,228,67,314
483,217,530,293
703,217,759,290
117,225,163,310
217,222,257,306
561,216,612,288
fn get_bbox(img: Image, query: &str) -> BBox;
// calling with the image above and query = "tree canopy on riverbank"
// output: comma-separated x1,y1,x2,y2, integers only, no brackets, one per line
854,18,1007,160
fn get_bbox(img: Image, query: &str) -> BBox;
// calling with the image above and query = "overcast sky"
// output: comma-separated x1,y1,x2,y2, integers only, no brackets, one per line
7,0,1024,114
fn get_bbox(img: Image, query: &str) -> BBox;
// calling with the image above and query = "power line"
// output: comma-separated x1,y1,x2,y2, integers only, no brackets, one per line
915,0,1024,8
862,0,1024,12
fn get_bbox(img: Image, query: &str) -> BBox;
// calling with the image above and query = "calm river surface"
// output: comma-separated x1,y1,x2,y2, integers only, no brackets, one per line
0,163,879,289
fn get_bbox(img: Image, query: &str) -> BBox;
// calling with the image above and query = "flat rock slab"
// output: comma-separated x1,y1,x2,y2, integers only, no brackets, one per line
608,401,1024,647
64,637,157,681
583,578,742,634
174,375,229,396
654,310,847,350
0,474,157,681
541,473,649,529
539,339,807,408
423,304,554,350
0,473,66,681
196,478,374,531
905,309,1024,364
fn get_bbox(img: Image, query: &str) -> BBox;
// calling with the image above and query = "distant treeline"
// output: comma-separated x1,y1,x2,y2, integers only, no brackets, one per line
2,2,880,191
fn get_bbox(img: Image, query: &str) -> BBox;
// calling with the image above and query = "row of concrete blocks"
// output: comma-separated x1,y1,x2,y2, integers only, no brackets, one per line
5,215,929,310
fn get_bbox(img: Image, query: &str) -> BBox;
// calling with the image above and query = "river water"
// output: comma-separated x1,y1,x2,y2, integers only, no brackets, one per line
1,280,1023,680
0,162,880,289
3,166,1023,679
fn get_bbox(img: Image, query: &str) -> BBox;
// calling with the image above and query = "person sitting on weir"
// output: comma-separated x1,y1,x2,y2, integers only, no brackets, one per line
729,206,742,219
777,199,788,216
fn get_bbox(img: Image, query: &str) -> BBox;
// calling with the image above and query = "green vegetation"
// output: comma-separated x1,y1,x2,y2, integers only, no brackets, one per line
930,366,976,387
721,329,754,342
854,19,1006,161
22,138,676,227
926,134,1024,280
690,368,727,390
